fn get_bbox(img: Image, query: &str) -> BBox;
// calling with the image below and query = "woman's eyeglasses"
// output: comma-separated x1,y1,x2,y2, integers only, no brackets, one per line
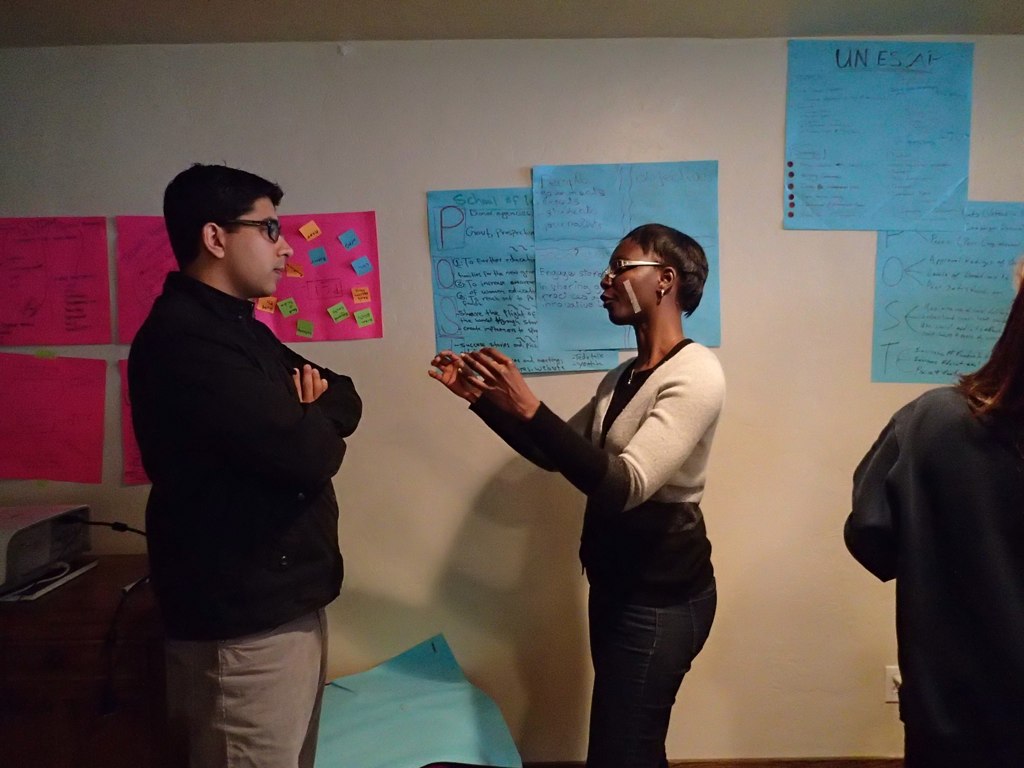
224,218,282,243
600,259,664,282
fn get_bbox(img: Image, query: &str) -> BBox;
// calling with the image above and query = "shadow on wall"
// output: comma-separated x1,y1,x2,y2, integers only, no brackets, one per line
437,458,590,759
333,456,590,762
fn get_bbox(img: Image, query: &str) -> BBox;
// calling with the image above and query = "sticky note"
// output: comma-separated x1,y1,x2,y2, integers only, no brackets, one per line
338,229,360,249
277,297,299,317
285,262,304,278
354,308,375,328
296,319,314,338
309,246,328,266
351,286,371,304
327,301,351,323
255,296,278,313
351,256,373,276
299,221,322,241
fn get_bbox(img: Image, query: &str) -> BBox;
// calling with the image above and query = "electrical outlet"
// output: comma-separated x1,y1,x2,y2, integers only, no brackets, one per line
884,665,901,703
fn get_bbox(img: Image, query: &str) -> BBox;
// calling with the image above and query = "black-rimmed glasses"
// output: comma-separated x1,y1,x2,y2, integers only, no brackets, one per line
224,218,282,243
600,259,665,282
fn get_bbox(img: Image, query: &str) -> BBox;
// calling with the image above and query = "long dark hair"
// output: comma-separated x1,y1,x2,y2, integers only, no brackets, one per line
956,285,1024,448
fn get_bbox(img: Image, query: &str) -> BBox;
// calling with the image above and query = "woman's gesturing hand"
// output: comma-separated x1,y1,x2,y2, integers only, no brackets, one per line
461,347,541,421
428,350,480,403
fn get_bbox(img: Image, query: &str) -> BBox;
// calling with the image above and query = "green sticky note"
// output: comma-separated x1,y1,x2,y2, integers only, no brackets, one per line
278,297,299,316
354,308,375,328
296,319,314,338
327,301,351,323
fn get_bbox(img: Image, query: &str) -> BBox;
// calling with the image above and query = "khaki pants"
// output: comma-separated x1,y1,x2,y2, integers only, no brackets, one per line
165,609,328,768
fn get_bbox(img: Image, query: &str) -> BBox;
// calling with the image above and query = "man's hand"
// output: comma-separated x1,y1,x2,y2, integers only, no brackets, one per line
293,364,329,403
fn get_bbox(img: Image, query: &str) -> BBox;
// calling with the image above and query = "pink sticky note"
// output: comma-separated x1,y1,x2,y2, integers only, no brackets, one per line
0,353,106,483
0,217,111,346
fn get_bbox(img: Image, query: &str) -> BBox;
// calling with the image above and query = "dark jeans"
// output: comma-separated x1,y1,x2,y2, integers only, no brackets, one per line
585,580,717,768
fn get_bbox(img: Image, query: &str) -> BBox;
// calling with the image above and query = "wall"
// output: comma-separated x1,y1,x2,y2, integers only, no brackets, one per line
1,37,1022,761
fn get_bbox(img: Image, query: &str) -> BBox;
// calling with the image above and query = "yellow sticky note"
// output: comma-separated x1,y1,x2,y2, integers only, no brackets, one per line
285,262,304,278
298,221,322,241
255,296,278,313
351,286,372,304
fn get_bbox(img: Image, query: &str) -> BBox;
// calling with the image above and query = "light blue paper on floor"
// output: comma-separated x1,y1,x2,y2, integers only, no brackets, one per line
315,634,522,768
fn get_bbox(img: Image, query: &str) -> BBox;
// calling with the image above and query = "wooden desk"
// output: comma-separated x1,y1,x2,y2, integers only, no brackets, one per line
0,553,172,768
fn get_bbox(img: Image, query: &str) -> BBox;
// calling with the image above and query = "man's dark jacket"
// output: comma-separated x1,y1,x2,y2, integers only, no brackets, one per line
128,272,362,640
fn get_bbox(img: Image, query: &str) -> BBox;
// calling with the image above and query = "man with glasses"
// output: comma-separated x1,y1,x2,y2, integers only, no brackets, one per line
128,164,362,768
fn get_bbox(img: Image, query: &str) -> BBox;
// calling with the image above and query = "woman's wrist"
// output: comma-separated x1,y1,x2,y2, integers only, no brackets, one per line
518,397,541,421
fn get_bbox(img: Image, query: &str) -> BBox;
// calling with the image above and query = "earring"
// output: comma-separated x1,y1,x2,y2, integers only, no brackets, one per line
656,288,664,304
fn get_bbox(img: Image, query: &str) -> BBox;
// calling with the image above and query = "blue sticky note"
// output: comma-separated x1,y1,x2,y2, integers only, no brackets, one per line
350,256,373,276
338,229,360,249
309,246,328,266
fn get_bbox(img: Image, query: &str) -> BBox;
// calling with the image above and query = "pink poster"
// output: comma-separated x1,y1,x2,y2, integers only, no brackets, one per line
0,217,111,346
117,359,149,486
0,353,106,483
115,216,176,344
256,211,383,343
116,211,383,345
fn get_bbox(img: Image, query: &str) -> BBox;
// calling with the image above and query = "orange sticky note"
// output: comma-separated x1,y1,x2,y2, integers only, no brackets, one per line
255,296,278,313
285,262,304,278
351,286,371,304
298,221,322,241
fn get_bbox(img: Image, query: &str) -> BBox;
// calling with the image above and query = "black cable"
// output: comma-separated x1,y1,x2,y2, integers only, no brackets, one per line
58,517,147,537
51,516,148,713
99,574,151,715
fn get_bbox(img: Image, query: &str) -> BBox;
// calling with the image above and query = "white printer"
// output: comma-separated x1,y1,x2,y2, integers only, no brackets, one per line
0,505,92,595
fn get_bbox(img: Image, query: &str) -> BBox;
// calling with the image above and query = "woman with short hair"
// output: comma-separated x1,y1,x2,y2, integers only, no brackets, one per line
429,223,725,768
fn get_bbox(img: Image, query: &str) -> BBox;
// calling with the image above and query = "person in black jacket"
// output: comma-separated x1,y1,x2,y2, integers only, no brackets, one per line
128,164,361,768
846,279,1024,768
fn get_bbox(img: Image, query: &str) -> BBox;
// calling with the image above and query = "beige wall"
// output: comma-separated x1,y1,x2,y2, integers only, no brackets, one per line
1,37,1022,761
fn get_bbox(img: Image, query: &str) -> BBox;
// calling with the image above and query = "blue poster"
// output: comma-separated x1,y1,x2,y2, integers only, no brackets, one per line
785,40,973,231
532,161,721,350
426,188,616,373
871,202,1024,383
316,635,522,768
